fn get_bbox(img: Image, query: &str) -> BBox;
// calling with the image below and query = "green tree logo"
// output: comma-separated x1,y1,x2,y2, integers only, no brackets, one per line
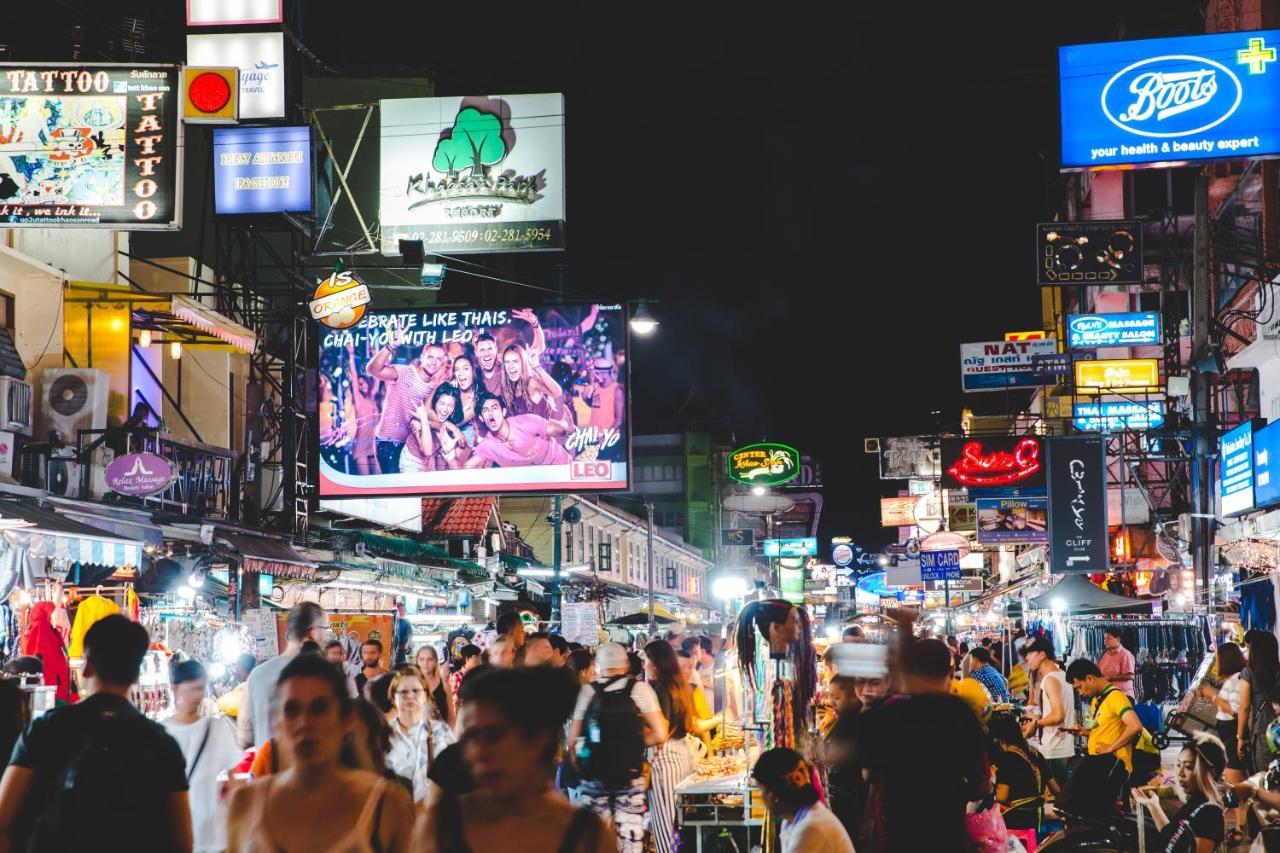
432,107,506,178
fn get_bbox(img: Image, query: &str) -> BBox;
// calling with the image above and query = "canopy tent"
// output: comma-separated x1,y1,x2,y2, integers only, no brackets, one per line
1027,574,1154,615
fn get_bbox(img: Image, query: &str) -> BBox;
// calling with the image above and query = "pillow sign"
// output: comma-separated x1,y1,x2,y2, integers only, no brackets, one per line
106,452,177,497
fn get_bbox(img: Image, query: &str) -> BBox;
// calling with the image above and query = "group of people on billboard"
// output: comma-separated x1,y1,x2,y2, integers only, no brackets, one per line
318,304,626,490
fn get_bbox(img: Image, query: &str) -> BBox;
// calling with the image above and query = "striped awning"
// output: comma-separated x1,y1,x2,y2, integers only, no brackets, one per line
0,501,142,569
169,295,258,354
217,528,317,580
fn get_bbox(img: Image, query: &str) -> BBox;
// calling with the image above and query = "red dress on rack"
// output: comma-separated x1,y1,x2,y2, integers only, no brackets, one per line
22,601,72,704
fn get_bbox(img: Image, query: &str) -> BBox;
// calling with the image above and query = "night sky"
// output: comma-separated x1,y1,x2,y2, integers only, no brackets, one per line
13,0,1207,550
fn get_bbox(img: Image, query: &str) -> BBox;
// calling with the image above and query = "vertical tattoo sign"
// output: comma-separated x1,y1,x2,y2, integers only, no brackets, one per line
1047,435,1110,573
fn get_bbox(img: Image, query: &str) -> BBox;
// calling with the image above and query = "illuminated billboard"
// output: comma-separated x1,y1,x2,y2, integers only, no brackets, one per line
1036,221,1143,286
1220,420,1256,517
1073,400,1165,432
1060,30,1280,170
187,0,284,25
1075,359,1160,394
187,32,286,120
379,93,565,254
1067,312,1160,348
318,304,628,497
0,64,181,228
960,339,1059,392
213,126,312,215
940,436,1046,491
728,443,800,487
976,497,1048,545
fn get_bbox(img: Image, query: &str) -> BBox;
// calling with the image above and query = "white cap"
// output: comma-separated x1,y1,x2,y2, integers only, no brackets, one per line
596,642,629,673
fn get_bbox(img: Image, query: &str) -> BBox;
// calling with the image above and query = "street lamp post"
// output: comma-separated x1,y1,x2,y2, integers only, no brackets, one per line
647,499,656,636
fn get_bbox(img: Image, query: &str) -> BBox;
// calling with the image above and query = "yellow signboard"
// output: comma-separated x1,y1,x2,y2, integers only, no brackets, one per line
1005,330,1047,341
880,497,917,528
1074,358,1160,394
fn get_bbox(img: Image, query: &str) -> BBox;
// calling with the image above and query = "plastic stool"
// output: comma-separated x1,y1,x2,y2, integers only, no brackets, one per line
1008,828,1037,852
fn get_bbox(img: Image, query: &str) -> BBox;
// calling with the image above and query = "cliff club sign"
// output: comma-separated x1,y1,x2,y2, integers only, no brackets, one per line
106,452,176,496
1060,31,1280,169
728,443,800,487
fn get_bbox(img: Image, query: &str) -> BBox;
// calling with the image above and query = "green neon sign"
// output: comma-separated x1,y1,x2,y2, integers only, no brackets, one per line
727,442,801,487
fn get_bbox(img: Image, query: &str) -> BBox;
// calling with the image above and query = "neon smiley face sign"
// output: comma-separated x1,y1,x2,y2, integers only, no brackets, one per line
941,436,1046,490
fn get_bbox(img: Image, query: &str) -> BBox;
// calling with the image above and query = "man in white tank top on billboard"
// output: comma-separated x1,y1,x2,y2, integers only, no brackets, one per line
1021,636,1076,788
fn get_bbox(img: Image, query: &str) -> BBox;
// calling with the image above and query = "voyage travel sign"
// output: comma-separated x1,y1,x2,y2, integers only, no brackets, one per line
728,443,801,487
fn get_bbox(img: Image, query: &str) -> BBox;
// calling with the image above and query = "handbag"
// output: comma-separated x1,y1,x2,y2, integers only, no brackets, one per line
965,799,1009,853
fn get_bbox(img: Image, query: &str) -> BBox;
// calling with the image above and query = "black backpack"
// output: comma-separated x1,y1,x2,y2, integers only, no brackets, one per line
32,704,158,851
575,676,646,786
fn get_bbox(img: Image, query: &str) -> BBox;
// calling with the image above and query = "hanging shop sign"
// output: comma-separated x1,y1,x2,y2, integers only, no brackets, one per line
1220,420,1257,517
961,339,1060,392
1047,435,1110,573
721,528,754,547
1005,330,1047,341
187,0,284,26
1067,312,1160,348
727,442,800,487
0,63,181,229
926,576,983,593
1074,358,1161,394
763,537,818,558
878,436,939,480
1254,420,1280,510
779,565,805,605
976,497,1049,544
918,549,961,582
832,542,855,568
213,125,312,214
318,304,629,498
880,497,917,528
309,269,370,330
379,93,566,254
183,66,239,124
105,452,177,496
186,32,286,120
1036,221,1143,285
948,500,978,532
1073,399,1165,432
940,435,1046,490
1059,31,1280,170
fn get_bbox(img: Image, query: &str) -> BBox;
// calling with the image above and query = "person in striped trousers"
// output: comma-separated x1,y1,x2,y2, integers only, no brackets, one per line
645,640,696,853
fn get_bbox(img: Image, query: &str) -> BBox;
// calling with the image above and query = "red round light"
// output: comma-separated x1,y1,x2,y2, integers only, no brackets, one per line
189,72,232,114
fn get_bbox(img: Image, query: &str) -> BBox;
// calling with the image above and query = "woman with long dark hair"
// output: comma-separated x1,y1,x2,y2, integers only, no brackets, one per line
226,654,414,852
403,384,469,473
451,355,481,442
414,645,455,727
987,713,1056,832
497,342,562,419
1200,641,1246,838
1239,631,1280,773
735,599,818,747
752,747,854,852
644,640,695,853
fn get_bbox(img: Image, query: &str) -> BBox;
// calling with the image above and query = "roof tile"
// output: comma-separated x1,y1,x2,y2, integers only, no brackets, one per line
421,497,496,538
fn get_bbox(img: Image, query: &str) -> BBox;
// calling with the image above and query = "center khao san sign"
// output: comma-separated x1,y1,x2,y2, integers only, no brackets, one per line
728,443,800,487
940,436,1046,490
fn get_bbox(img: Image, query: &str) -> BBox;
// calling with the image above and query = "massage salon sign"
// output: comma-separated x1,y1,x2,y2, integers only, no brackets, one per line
1059,30,1280,169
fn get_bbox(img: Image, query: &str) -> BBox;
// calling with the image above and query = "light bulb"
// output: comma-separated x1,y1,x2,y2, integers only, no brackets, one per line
170,341,182,360
139,330,152,348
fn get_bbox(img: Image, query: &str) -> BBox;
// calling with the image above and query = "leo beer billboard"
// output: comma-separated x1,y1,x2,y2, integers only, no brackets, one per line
317,304,629,497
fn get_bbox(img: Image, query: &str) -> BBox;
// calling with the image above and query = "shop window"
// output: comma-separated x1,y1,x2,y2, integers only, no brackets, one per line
598,542,612,572
665,566,677,589
0,293,14,332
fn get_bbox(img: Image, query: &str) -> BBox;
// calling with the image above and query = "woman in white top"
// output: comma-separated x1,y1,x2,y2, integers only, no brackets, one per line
163,660,243,853
384,666,455,805
1200,641,1247,841
752,747,855,853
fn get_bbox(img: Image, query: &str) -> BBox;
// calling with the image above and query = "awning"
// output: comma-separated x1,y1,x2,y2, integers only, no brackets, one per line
0,500,142,569
169,295,257,354
1028,574,1155,615
217,528,317,580
358,531,488,578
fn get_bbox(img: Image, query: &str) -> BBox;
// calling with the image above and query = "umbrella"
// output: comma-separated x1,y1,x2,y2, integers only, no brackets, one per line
608,607,679,626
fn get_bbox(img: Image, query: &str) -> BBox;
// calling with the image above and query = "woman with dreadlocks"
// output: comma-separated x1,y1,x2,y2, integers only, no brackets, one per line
735,599,818,751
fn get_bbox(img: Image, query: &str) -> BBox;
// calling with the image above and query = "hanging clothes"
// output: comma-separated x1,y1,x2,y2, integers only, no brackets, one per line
1240,575,1276,632
50,582,70,646
68,594,121,658
1063,618,1209,704
21,601,71,703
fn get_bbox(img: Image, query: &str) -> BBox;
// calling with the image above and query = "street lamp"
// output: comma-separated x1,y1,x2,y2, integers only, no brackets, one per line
629,299,658,336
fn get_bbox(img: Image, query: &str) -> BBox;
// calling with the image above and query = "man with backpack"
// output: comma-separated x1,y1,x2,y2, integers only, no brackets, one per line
0,615,192,852
568,642,668,853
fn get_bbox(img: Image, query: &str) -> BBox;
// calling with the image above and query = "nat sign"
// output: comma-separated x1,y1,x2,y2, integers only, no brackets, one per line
960,339,1059,392
941,436,1046,491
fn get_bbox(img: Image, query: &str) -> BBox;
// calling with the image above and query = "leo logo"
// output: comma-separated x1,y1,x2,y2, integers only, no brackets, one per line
1102,54,1242,138
570,460,612,481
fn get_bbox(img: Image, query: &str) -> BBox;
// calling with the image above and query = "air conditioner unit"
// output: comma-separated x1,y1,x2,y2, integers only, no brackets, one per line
0,378,33,436
40,368,109,445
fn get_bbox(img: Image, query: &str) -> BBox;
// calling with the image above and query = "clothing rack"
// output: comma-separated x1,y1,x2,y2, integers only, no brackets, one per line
1063,616,1210,705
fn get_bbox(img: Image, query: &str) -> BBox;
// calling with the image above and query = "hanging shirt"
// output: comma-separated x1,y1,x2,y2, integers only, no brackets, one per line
68,594,120,658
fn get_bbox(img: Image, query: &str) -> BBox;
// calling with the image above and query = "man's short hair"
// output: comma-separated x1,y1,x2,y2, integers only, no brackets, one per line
286,601,326,642
1103,626,1124,639
1065,658,1103,682
980,637,992,647
362,638,383,652
477,391,506,415
902,638,952,679
84,615,150,687
969,646,992,665
171,658,206,685
495,611,522,636
546,633,568,656
476,332,496,346
843,626,864,640
460,644,482,661
697,636,713,655
681,636,700,654
323,640,343,653
676,649,693,660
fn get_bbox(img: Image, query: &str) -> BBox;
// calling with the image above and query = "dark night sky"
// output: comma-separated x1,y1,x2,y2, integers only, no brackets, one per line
13,0,1207,550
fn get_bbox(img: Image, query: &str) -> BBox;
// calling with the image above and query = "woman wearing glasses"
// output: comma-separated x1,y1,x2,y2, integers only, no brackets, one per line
385,666,456,806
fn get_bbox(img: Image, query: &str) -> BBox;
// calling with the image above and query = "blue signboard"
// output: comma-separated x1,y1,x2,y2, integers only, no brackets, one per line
1060,31,1280,169
763,537,818,558
1067,312,1161,348
919,549,961,582
1073,400,1166,432
1254,420,1280,509
975,497,1049,544
213,125,313,214
1220,420,1257,517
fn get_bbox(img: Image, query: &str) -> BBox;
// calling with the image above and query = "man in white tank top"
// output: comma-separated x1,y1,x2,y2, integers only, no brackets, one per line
1021,636,1076,788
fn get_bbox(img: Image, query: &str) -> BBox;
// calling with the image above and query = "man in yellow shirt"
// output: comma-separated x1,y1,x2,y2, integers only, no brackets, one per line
1065,658,1160,799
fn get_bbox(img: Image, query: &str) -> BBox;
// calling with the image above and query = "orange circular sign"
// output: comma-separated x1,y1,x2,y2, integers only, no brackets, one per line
310,271,371,329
